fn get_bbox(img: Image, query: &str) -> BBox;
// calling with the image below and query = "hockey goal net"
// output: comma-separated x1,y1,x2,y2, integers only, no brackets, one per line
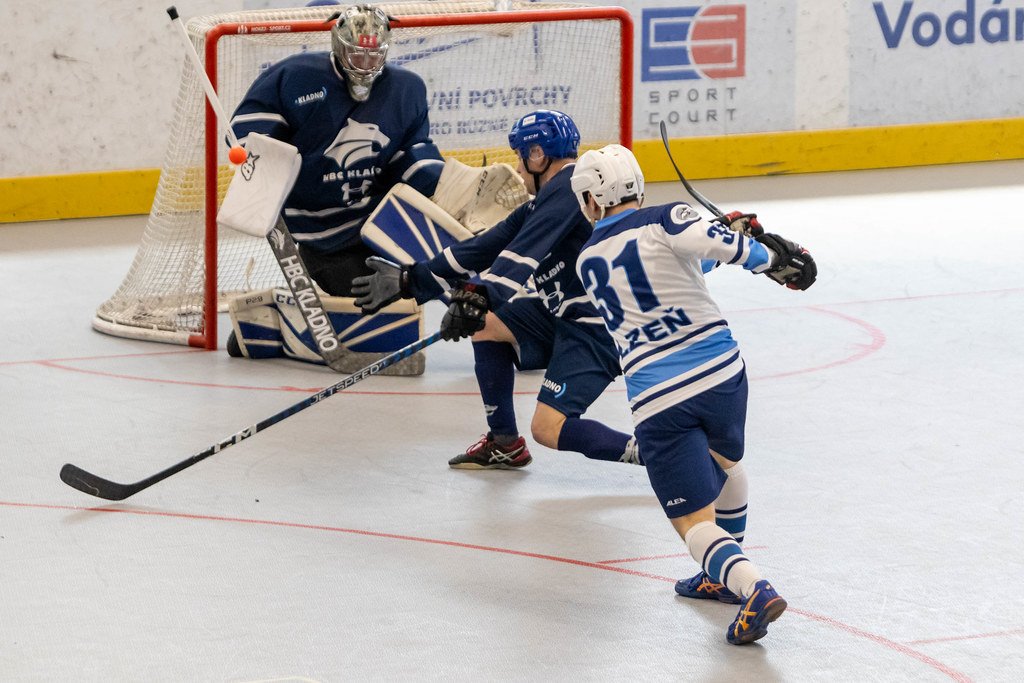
93,1,633,349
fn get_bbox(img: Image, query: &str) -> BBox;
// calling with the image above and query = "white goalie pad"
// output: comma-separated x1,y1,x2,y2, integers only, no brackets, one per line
229,288,425,374
361,183,476,264
431,158,530,234
217,133,302,238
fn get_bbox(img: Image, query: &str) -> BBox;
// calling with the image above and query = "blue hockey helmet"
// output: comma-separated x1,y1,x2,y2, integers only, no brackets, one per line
508,110,581,162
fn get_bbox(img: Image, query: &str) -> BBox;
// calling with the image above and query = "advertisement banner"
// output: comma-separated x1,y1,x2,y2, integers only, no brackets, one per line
633,0,797,139
850,0,1024,125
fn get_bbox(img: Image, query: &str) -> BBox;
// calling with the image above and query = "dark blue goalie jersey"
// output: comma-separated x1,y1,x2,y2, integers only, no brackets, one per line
407,165,605,328
230,52,445,253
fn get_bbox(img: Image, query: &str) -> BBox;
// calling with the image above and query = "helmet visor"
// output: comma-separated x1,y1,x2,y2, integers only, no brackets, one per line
339,41,387,75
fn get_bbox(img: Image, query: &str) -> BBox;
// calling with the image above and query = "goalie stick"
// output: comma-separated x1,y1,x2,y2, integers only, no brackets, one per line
59,331,443,501
264,217,356,373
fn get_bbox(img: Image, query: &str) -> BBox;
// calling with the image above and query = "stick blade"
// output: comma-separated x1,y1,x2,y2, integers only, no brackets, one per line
60,463,136,501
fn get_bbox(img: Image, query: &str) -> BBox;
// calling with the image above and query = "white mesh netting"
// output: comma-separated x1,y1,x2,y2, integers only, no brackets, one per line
94,1,629,345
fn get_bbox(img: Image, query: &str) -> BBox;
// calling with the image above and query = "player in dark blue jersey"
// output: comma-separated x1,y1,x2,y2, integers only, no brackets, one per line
229,4,444,296
353,110,640,470
572,144,816,645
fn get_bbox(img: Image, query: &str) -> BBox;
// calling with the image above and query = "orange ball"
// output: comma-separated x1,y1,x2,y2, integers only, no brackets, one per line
228,146,247,165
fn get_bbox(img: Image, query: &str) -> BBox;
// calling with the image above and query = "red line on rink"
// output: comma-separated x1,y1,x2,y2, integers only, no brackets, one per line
751,307,886,381
0,349,202,366
4,500,973,681
907,628,1024,646
784,608,972,683
10,305,885,394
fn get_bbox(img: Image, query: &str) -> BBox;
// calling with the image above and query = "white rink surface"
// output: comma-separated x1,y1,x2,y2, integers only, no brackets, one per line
2,162,1023,682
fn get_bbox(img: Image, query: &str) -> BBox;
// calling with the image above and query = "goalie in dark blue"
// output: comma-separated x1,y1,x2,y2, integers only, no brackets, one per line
228,4,444,297
571,144,817,646
353,110,640,470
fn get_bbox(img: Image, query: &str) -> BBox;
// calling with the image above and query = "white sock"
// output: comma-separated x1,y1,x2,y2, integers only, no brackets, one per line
684,520,763,599
715,461,749,544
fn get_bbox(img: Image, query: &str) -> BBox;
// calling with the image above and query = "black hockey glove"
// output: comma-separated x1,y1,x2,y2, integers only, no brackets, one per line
756,233,817,290
351,257,412,315
440,282,489,341
720,210,764,238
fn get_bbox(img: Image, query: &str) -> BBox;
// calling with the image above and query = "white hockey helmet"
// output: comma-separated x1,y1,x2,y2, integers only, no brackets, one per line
331,4,391,101
570,144,645,215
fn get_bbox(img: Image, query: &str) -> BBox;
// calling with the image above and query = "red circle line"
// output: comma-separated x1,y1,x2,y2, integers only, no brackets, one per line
2,500,970,681
16,305,885,395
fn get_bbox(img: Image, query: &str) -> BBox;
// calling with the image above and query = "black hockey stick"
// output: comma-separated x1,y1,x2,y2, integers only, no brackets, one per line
60,332,443,501
658,120,725,219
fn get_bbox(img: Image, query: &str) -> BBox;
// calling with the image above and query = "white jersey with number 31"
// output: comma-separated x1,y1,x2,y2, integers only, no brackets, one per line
576,202,773,423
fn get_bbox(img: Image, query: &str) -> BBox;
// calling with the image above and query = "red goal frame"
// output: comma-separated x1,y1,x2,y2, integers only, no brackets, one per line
196,7,634,349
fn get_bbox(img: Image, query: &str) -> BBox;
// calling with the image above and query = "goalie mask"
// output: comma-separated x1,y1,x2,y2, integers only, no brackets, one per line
332,4,391,101
570,144,645,219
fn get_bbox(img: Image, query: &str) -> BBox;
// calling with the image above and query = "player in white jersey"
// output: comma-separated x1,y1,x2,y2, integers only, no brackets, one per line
570,144,816,645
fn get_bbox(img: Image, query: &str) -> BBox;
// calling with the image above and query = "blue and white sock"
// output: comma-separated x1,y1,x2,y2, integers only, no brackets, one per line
684,520,762,599
715,461,748,544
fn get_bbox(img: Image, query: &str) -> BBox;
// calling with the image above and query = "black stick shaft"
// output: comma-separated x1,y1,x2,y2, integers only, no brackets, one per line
658,120,724,219
60,332,443,500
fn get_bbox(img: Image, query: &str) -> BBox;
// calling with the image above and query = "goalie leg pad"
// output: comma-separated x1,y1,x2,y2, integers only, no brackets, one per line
361,183,475,265
274,290,427,375
228,289,285,359
229,289,427,375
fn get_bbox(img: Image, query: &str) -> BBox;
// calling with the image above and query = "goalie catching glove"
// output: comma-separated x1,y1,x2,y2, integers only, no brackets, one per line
351,257,412,315
756,233,817,290
440,282,489,341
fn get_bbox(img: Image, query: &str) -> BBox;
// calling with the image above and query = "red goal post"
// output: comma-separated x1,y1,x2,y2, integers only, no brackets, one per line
93,3,634,350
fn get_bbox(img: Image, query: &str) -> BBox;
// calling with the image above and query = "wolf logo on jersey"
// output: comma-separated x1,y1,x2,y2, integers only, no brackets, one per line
324,119,391,168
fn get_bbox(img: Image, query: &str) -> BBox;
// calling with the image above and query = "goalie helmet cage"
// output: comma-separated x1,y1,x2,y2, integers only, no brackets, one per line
93,1,633,349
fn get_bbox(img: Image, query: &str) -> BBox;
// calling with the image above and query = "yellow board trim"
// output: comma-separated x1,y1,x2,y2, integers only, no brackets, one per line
3,118,1023,223
0,168,160,223
637,117,1024,182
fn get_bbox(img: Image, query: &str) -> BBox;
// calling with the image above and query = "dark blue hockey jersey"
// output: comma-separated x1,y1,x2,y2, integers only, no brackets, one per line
407,165,605,328
230,52,444,254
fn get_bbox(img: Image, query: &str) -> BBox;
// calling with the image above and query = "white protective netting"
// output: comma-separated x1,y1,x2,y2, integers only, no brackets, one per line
94,1,630,346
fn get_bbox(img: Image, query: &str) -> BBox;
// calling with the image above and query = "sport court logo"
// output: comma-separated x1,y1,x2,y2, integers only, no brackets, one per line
641,5,746,82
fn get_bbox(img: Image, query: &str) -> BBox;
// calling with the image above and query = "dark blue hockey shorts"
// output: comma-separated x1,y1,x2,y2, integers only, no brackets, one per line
494,297,621,418
636,367,748,518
